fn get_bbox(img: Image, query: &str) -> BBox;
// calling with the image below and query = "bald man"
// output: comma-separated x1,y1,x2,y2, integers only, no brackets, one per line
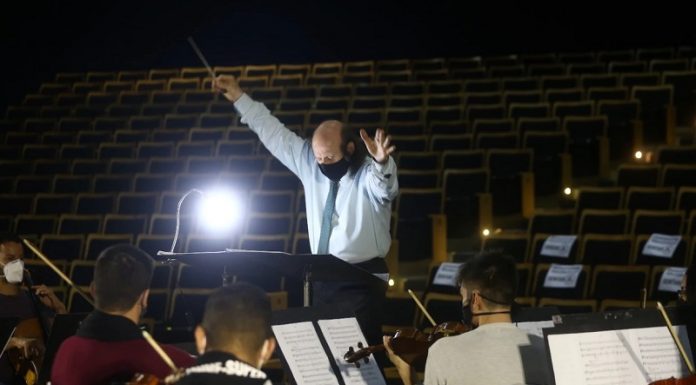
215,75,398,344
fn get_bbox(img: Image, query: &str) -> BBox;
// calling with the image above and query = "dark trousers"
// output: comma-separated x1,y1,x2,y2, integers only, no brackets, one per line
312,257,388,346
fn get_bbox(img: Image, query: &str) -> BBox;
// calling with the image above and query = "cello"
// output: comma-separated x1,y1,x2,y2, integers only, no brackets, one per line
3,242,59,385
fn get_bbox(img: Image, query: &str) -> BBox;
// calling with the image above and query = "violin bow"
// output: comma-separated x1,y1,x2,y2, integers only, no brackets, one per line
141,330,178,373
656,302,695,375
407,289,437,327
22,238,95,307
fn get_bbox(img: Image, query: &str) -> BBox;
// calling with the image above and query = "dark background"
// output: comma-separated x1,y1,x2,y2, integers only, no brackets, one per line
1,0,693,110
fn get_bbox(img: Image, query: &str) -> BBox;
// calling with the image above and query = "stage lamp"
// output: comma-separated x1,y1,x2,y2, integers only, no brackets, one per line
482,228,491,237
169,188,243,253
563,187,572,196
634,150,643,160
388,278,395,287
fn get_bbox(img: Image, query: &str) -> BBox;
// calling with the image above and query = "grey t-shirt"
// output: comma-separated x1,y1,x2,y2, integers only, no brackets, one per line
423,322,550,385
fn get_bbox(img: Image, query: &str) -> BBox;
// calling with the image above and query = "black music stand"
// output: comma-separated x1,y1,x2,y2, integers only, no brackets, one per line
158,250,385,307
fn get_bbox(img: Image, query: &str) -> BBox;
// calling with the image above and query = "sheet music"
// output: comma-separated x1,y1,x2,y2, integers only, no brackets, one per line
547,325,693,385
272,322,340,385
318,318,387,385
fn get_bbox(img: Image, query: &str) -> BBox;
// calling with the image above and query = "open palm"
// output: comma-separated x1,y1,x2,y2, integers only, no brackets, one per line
360,128,395,164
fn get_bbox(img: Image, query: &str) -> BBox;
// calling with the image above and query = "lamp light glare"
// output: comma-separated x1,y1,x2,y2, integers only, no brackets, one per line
563,187,572,196
635,150,643,160
482,228,491,237
198,189,242,232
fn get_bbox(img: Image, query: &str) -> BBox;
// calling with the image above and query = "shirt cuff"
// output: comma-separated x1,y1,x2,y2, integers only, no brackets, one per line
233,93,253,114
373,156,396,176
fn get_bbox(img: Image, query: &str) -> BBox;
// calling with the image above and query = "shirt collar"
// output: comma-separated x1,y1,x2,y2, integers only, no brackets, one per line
76,310,142,341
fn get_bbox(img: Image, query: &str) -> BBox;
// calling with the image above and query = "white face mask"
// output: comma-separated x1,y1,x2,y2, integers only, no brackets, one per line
1,259,24,284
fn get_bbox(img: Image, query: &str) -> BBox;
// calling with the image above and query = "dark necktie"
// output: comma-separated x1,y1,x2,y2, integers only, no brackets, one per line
317,180,338,254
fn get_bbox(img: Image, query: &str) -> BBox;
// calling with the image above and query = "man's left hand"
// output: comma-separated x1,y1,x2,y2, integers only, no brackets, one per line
383,335,416,385
360,128,395,164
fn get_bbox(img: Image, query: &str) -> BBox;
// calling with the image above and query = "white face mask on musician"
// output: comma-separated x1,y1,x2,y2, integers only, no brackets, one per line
0,259,24,284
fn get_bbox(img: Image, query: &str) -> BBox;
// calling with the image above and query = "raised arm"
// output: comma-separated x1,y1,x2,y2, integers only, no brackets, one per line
214,75,309,177
361,128,398,205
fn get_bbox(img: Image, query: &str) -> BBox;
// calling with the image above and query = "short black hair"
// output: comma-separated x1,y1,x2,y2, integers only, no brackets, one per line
0,233,26,259
456,251,517,306
201,283,272,355
94,244,154,312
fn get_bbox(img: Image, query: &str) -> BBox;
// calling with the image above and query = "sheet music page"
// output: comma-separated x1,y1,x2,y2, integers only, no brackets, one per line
271,322,340,385
547,325,693,385
318,318,387,385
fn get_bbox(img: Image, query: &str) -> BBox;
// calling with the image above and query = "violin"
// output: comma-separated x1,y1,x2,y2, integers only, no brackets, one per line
344,321,470,370
126,370,184,385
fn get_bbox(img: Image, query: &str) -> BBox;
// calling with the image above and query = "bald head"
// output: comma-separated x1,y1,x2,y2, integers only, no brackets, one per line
312,120,354,164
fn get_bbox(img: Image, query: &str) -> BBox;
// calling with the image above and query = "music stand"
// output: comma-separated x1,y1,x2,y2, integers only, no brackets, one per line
159,250,385,307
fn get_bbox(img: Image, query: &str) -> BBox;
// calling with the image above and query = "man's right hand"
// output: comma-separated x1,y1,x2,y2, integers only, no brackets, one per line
213,75,243,102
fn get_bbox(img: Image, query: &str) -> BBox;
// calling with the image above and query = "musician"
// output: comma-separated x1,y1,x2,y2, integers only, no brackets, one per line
214,75,398,345
384,252,550,385
175,283,274,385
51,244,194,385
0,233,66,385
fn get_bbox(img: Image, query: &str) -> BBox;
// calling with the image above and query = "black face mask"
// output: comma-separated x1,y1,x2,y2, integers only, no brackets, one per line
461,300,474,328
318,157,350,181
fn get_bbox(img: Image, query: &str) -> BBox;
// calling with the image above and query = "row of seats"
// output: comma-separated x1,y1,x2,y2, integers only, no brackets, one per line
483,231,696,266
2,189,301,215
24,255,680,324
42,52,696,86
7,95,656,127
10,215,309,254
23,74,684,104
572,185,696,216
529,208,696,236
